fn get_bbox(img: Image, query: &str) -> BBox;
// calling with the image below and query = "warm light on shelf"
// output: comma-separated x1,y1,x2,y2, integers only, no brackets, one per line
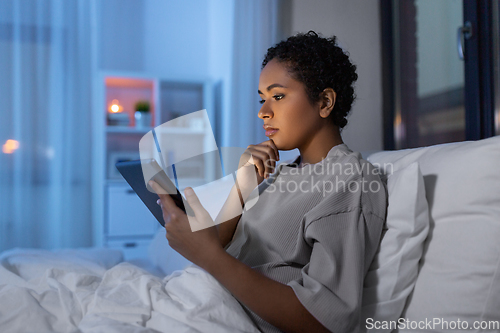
109,99,122,113
2,139,19,154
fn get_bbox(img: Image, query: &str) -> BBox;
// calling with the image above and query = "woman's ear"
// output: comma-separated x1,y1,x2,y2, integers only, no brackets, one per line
318,88,336,118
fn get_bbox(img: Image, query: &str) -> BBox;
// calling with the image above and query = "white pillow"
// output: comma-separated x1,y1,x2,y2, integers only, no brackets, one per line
361,162,430,332
367,135,500,331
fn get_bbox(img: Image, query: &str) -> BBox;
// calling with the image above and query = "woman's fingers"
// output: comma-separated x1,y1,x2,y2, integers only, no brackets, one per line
261,140,280,178
265,139,280,161
149,181,181,217
184,187,206,217
248,143,279,178
247,150,267,178
184,187,215,230
238,139,280,181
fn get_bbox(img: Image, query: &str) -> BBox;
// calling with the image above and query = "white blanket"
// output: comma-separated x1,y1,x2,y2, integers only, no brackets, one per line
0,248,259,333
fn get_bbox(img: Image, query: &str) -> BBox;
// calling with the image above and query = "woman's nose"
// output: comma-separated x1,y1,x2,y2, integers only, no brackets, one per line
258,103,273,119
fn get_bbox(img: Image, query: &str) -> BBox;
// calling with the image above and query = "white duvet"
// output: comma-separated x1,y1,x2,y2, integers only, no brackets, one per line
0,248,260,333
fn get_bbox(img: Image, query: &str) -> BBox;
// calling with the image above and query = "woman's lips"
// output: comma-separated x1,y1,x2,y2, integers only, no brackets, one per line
265,129,278,136
264,127,278,136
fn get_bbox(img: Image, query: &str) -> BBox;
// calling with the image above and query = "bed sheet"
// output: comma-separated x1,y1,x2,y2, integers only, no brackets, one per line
0,247,259,333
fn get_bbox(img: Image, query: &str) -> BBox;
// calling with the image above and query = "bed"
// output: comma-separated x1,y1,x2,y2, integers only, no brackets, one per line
2,135,499,333
0,245,260,333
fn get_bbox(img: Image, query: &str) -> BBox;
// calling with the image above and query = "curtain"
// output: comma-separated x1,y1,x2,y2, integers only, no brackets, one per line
222,0,281,149
0,0,96,251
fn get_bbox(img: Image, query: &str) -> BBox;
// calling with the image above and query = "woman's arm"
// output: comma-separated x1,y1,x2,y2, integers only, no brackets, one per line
214,167,262,248
213,183,243,248
151,179,330,333
214,148,268,248
204,248,331,333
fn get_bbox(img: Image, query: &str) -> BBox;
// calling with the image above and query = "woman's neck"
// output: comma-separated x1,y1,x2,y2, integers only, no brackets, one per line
298,125,343,166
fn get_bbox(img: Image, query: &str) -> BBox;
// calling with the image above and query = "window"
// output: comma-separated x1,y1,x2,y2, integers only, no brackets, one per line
381,0,498,149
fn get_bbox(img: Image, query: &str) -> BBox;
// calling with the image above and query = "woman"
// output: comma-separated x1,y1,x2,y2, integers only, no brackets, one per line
150,31,387,333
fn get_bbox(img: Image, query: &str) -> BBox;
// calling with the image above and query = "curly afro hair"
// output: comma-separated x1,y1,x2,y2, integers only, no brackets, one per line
262,31,358,129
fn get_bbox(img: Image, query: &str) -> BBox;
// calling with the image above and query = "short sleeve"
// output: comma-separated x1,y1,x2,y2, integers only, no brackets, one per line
287,209,379,333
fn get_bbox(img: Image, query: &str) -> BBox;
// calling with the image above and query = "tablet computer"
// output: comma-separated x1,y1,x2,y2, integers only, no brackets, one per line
115,159,195,227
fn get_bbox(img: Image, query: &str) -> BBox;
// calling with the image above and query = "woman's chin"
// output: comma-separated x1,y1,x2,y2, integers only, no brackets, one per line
270,139,284,150
275,143,296,151
268,137,295,151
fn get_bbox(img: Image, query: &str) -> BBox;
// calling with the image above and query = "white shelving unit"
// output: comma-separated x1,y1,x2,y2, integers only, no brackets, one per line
91,71,218,260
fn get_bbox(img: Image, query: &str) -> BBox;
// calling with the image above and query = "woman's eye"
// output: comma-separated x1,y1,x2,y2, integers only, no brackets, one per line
259,94,283,104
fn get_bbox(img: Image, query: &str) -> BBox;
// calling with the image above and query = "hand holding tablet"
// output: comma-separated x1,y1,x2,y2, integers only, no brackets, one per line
115,159,195,227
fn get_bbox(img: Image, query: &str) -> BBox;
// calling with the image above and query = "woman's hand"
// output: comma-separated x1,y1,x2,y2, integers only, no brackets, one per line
237,139,280,189
149,181,224,269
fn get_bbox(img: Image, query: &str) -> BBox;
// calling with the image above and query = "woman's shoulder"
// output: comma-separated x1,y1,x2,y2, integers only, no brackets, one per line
304,144,387,223
321,144,380,180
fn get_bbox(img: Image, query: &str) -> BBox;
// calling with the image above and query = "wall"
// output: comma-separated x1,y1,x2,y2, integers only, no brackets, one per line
99,0,213,78
281,0,383,155
143,0,210,78
97,0,383,153
98,0,233,147
99,0,145,71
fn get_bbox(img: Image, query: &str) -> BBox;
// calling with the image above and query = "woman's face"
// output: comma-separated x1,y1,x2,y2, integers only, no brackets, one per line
258,59,325,151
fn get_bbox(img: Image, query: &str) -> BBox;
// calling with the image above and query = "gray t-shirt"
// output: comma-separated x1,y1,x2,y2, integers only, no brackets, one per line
224,144,387,333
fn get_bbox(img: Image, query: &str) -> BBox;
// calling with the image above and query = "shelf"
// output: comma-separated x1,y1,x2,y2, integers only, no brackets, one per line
106,126,207,135
93,73,217,256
